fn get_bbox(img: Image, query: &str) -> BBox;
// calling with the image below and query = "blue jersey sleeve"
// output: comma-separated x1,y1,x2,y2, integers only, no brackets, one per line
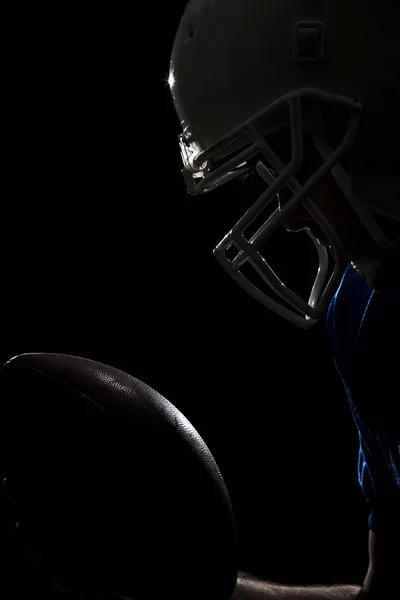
326,265,400,544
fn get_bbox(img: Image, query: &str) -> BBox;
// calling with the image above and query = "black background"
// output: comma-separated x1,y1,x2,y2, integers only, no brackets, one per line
1,4,370,595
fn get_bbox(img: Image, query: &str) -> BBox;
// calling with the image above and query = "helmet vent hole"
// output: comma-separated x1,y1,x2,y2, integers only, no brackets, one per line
187,24,195,40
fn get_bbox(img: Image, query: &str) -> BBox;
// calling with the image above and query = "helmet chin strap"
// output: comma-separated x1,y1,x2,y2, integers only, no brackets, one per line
361,195,400,223
310,133,389,246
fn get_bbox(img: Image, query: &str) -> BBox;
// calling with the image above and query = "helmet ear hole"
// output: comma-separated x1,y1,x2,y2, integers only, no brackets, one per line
187,24,194,39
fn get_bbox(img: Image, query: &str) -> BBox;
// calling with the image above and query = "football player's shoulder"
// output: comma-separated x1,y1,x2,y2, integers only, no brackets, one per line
326,264,373,345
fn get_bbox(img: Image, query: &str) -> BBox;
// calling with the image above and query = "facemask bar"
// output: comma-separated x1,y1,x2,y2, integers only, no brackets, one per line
254,161,332,311
178,88,363,328
179,136,251,193
2,477,17,506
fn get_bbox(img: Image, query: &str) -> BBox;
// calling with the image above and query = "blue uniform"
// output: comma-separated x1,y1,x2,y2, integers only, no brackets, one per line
326,264,400,544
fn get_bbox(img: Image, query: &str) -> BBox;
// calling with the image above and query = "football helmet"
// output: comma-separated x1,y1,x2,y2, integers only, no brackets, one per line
168,0,400,328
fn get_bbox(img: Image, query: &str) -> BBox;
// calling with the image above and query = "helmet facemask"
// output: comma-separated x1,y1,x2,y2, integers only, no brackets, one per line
178,88,394,328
